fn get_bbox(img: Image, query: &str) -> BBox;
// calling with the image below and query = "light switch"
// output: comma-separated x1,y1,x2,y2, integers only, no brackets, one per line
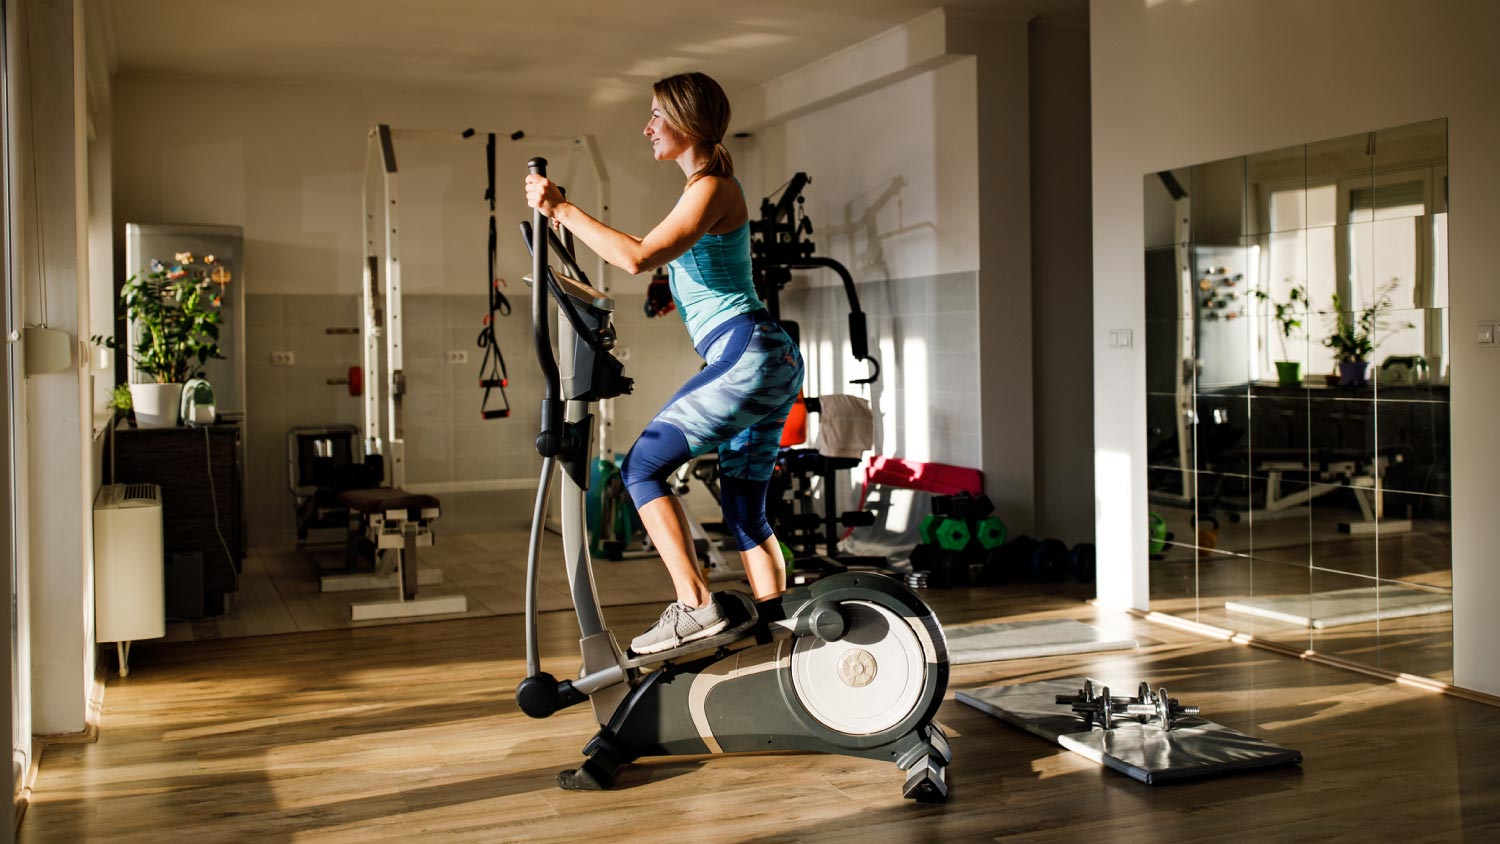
1478,322,1496,345
1108,329,1134,349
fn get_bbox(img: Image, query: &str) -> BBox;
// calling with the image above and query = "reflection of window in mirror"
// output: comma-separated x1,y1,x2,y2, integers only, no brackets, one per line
1259,174,1448,380
1346,170,1447,370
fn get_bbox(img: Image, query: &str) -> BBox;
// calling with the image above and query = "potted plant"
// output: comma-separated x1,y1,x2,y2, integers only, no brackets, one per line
1254,282,1308,387
93,252,227,427
106,383,134,426
1321,279,1414,387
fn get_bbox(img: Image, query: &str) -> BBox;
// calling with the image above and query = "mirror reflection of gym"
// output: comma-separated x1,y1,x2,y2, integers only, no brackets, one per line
1144,118,1451,682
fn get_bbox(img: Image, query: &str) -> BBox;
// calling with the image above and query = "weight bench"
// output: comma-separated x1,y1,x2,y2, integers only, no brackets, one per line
326,487,467,621
1227,446,1413,536
288,425,382,551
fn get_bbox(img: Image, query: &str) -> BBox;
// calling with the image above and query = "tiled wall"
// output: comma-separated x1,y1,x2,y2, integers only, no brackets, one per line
243,277,974,549
781,271,982,470
244,291,700,548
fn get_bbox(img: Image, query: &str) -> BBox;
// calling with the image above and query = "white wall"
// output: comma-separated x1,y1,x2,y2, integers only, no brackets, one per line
112,75,678,299
748,57,980,279
1090,0,1500,696
746,58,983,473
1029,20,1093,546
20,0,95,736
737,10,1042,540
110,75,708,545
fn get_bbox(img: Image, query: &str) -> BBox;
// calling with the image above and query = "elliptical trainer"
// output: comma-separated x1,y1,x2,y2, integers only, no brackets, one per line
513,158,953,801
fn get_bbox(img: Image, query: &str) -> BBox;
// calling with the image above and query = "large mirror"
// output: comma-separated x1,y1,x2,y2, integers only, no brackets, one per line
1144,119,1451,682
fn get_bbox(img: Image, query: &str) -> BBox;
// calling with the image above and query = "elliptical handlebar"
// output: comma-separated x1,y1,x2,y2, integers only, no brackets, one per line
527,158,566,458
518,157,631,715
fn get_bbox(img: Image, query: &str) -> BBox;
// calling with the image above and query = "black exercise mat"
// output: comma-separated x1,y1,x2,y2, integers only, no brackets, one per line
957,678,1302,784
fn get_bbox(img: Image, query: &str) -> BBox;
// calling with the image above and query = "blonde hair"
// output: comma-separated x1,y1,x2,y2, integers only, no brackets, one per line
653,72,733,185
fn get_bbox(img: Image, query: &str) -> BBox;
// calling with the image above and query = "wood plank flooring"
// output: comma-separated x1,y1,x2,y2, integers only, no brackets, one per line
22,577,1500,843
163,531,678,643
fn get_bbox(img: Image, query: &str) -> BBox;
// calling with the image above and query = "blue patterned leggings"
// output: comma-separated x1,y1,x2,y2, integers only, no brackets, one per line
620,310,804,551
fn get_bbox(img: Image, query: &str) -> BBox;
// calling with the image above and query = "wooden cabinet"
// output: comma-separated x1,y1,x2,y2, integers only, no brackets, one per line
110,421,244,618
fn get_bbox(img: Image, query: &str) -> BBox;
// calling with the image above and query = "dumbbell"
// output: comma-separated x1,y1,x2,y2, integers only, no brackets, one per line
1028,538,1070,581
1068,542,1096,582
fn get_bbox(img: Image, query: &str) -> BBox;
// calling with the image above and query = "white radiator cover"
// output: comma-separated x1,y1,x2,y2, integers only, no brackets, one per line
93,484,166,643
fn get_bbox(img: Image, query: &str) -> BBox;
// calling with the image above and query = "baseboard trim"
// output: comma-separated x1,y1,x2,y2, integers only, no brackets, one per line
13,738,42,832
1127,608,1500,708
17,649,109,830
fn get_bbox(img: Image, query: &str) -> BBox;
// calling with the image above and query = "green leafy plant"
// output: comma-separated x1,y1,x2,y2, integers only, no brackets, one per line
1253,282,1308,361
106,384,132,418
92,253,226,383
1322,278,1414,364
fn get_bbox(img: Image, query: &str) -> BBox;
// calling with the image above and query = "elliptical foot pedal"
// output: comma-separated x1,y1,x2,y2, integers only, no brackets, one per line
622,591,758,668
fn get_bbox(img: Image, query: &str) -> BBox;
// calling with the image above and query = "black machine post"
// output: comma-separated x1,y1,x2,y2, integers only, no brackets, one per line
749,172,880,385
748,173,885,573
517,156,634,719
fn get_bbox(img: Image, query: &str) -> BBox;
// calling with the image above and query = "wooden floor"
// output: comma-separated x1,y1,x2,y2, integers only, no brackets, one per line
163,531,679,642
21,581,1500,843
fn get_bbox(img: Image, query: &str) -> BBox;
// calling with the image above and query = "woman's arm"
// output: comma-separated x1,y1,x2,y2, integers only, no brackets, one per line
527,176,728,276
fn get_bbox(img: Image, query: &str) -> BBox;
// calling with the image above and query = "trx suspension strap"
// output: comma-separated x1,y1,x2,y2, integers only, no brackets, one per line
477,131,513,419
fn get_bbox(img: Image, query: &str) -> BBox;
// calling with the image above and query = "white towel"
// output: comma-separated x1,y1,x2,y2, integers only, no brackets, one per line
814,394,874,458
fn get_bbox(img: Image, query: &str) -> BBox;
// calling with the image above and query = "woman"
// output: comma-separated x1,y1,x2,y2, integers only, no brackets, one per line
525,71,804,655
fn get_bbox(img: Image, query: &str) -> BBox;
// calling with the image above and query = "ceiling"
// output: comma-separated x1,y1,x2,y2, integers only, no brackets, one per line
104,0,1086,104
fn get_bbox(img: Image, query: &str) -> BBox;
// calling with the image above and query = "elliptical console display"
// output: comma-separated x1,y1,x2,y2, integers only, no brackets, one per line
514,158,953,802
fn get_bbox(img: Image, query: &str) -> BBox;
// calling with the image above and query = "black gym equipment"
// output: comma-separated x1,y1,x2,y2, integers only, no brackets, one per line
907,493,1011,588
288,425,384,557
643,266,675,318
1067,542,1097,583
1053,679,1201,732
749,173,888,576
749,171,878,384
474,130,513,420
959,677,1301,785
514,158,952,802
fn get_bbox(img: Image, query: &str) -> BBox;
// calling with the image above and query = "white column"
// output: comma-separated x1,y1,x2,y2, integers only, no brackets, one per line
23,0,94,735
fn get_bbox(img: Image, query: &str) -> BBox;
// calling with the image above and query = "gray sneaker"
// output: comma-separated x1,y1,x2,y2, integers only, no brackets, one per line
630,599,728,655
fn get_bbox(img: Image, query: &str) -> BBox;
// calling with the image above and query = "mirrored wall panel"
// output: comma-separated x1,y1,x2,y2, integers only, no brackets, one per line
1143,119,1451,681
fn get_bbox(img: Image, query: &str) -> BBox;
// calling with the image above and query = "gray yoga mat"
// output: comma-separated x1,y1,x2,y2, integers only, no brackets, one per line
958,678,1302,784
1225,585,1451,629
944,618,1137,665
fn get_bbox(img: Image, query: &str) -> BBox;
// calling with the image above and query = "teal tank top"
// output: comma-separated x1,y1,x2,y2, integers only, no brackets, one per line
668,217,762,347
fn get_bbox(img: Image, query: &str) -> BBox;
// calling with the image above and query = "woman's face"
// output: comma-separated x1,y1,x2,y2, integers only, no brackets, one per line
644,96,689,161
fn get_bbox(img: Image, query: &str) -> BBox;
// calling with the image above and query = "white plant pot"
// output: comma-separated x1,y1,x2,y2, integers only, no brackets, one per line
130,383,183,428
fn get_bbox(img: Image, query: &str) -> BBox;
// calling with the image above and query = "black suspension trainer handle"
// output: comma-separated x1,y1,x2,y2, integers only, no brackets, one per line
529,157,564,457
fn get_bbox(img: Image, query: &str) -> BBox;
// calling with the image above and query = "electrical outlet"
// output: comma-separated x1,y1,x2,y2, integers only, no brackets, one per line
270,351,295,367
446,350,469,364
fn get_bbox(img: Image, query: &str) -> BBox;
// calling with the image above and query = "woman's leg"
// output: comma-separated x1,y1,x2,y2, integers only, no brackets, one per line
719,361,803,601
618,315,800,652
739,536,787,601
636,494,712,608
